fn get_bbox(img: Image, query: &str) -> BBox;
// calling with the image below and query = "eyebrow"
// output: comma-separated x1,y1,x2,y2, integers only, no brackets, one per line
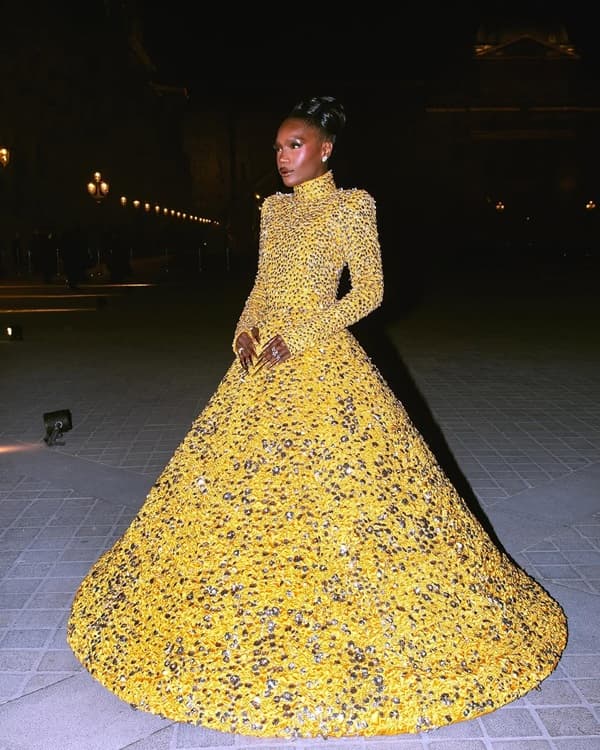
273,136,305,148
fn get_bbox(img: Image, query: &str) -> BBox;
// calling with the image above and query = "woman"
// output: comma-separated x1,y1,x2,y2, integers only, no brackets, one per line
67,95,568,739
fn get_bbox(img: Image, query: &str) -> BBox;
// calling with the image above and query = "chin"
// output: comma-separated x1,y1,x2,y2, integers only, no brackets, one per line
281,172,299,186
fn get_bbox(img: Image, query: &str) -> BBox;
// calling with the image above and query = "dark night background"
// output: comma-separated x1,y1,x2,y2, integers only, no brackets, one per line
137,0,600,219
139,2,600,90
3,0,600,284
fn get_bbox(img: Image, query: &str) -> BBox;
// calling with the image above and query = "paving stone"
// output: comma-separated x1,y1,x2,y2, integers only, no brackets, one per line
489,741,553,749
0,650,41,670
0,672,172,750
11,610,64,628
27,592,74,608
2,276,599,749
426,743,490,750
175,723,236,747
559,654,600,679
22,672,75,694
573,679,600,704
33,578,81,593
0,594,32,609
535,706,600,736
480,708,543,737
0,611,18,628
524,679,580,705
36,649,83,671
419,718,484,738
16,550,62,563
0,672,28,698
120,726,175,749
0,629,52,648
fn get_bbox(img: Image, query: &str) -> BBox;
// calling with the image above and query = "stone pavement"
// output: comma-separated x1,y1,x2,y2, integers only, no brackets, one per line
0,262,599,750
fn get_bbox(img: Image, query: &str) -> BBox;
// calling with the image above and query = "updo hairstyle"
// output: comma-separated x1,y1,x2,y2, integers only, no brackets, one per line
287,95,347,144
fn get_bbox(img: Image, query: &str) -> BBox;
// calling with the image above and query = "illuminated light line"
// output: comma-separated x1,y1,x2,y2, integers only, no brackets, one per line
74,282,155,289
0,307,98,313
98,283,155,288
0,282,155,290
0,443,41,454
0,294,117,299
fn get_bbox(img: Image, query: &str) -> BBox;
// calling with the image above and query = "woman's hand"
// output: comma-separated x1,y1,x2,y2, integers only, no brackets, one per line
236,328,260,372
255,333,290,371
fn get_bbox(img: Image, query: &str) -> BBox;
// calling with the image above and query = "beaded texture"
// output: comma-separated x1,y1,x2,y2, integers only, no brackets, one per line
67,171,567,739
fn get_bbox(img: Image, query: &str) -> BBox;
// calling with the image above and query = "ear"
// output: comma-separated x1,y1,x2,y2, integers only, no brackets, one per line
321,139,333,162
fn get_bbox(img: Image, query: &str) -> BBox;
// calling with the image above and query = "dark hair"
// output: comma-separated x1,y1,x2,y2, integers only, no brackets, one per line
287,95,346,143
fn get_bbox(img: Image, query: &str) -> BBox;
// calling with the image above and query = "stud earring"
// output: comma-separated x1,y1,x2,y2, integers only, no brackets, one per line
322,155,328,163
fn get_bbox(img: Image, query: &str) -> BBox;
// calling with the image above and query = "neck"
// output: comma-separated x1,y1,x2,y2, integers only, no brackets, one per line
293,170,336,203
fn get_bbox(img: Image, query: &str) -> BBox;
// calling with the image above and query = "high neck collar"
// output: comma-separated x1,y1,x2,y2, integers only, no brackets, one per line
292,170,337,204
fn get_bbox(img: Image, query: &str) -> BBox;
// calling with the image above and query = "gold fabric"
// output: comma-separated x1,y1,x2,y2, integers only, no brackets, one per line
68,170,567,739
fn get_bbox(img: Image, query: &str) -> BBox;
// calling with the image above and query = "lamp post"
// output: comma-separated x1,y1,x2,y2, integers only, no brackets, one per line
86,171,109,203
0,147,12,272
86,171,110,273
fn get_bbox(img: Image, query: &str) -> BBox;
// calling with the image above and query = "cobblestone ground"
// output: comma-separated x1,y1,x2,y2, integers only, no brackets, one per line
1,264,599,749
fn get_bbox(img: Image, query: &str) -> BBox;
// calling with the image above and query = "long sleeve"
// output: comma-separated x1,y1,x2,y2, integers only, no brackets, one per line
231,202,270,353
281,190,383,356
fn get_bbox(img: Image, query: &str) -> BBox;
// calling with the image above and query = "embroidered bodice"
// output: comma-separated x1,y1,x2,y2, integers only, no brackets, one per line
233,171,384,356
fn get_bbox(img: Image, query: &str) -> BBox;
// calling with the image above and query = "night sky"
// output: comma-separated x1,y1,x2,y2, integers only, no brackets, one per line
137,0,600,213
140,1,600,95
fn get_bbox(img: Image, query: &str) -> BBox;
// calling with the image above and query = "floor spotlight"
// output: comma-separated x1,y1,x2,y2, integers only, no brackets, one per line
6,324,23,341
43,409,73,446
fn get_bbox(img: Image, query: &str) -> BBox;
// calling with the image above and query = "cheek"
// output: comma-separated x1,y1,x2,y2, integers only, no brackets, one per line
296,151,317,170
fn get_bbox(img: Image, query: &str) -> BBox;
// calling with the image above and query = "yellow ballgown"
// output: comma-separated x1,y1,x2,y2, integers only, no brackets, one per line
67,170,568,738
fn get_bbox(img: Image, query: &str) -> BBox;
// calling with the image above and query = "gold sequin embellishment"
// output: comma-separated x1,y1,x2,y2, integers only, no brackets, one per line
67,170,567,738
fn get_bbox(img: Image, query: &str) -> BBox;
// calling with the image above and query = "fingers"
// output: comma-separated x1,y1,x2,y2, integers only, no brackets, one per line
255,334,290,371
238,348,249,372
236,331,259,372
237,344,256,372
238,332,289,374
237,347,252,372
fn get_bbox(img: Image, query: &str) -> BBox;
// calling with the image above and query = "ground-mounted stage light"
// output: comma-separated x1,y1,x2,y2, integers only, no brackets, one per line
43,409,73,446
5,324,23,341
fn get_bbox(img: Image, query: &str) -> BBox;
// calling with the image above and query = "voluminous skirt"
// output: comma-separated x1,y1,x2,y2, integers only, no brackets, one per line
67,330,568,738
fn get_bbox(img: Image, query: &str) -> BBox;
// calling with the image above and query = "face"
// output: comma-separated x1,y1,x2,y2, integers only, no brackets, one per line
274,117,332,188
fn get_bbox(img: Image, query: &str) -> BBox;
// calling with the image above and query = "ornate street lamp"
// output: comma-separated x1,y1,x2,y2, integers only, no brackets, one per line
86,171,109,202
0,147,10,168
